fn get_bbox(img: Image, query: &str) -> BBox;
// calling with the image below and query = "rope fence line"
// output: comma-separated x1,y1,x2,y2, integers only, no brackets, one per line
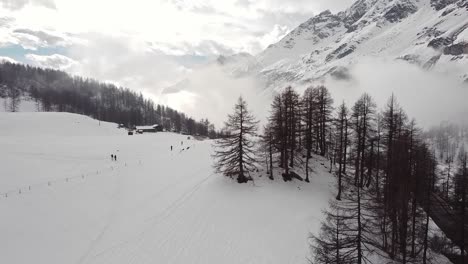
0,162,128,200
0,140,200,201
0,142,199,200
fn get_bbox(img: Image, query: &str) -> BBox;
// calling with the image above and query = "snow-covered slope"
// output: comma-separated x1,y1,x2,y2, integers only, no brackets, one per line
0,112,335,264
231,0,468,91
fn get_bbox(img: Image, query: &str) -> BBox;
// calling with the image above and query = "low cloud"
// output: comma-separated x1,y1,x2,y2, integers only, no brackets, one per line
0,17,15,28
257,24,290,49
25,53,77,70
323,58,468,127
159,64,271,126
160,56,468,129
66,33,192,99
13,29,65,47
178,40,235,56
0,18,70,50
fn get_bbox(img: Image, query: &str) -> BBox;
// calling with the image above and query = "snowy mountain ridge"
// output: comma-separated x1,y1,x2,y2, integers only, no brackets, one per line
220,0,468,92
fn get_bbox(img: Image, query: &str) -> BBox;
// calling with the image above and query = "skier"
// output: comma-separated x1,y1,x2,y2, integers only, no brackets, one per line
114,154,117,161
111,154,114,161
181,141,183,146
171,145,173,151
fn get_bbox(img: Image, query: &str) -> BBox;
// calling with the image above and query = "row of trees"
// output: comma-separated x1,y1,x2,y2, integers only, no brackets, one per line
263,86,334,182
314,93,443,263
213,86,334,184
213,86,467,263
453,147,468,264
0,62,217,138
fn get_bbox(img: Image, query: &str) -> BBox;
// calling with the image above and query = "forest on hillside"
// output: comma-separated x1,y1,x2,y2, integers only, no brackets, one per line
0,62,217,137
214,87,468,263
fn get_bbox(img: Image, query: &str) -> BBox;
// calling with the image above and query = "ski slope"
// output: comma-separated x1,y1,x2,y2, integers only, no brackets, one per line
0,112,335,264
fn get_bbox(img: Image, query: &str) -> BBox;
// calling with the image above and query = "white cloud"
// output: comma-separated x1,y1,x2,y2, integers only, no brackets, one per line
258,24,291,49
0,14,73,50
159,64,270,126
66,34,191,99
323,58,468,128
0,0,359,124
1,0,356,55
25,53,77,70
13,29,65,46
0,0,55,10
0,56,17,63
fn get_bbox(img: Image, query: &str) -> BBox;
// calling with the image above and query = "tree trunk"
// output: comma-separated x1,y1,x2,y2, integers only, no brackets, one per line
357,184,363,264
410,195,417,257
366,139,374,188
269,132,274,180
343,119,348,175
238,104,246,183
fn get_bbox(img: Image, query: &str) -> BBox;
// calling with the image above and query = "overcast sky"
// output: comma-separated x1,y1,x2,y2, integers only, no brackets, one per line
0,0,355,111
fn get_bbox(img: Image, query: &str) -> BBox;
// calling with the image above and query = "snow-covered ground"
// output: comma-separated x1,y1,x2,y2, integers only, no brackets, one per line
0,112,335,264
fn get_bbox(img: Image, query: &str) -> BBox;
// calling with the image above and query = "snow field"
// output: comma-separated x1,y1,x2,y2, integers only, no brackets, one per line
0,112,335,264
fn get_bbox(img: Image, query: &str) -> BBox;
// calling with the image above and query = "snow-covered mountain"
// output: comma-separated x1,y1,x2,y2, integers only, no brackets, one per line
158,0,468,127
227,0,468,91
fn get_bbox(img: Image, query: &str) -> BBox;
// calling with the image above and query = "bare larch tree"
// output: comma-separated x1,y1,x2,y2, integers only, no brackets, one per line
213,96,258,183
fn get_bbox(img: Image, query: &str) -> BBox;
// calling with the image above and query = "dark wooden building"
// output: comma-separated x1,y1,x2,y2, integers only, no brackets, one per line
135,124,162,133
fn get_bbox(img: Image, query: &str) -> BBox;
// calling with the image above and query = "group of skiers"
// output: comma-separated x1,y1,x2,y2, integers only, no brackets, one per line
110,154,118,161
171,141,187,151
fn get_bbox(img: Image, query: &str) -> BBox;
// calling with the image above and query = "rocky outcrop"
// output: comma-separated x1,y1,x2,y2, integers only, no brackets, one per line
458,1,468,9
278,10,345,50
326,44,356,61
343,0,378,25
428,37,454,49
444,42,468,55
398,54,422,65
293,11,343,40
383,2,418,22
431,0,458,10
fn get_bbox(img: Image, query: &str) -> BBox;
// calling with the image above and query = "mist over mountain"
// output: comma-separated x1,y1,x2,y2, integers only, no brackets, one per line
165,0,468,127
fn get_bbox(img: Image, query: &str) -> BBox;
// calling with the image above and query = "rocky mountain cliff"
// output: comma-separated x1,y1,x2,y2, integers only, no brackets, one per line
224,0,468,92
162,0,468,102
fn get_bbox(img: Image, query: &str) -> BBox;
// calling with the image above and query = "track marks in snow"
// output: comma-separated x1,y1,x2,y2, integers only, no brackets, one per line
75,167,124,264
87,170,215,264
126,173,215,264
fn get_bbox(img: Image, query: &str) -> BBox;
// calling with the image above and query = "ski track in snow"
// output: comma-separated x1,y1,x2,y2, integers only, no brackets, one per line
76,163,124,264
87,168,214,263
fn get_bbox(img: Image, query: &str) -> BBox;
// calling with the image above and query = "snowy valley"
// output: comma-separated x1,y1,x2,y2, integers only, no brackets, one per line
1,0,468,263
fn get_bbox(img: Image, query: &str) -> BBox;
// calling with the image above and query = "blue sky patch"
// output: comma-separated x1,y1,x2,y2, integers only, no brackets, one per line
0,44,68,62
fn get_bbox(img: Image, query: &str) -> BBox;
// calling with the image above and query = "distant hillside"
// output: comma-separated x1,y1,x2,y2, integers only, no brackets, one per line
0,62,217,137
